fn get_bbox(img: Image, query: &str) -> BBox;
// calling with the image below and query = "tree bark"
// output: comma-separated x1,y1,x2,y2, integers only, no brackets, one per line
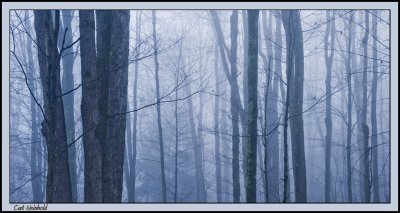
282,10,307,203
79,10,102,203
102,10,130,202
34,10,72,202
245,9,259,203
58,10,77,202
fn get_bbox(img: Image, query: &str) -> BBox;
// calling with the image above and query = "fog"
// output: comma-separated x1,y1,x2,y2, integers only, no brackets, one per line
9,9,390,203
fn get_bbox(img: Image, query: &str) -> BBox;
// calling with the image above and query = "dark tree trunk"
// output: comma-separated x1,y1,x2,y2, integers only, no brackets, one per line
58,10,77,202
79,10,102,203
102,10,130,202
245,9,259,203
34,10,72,202
281,10,307,203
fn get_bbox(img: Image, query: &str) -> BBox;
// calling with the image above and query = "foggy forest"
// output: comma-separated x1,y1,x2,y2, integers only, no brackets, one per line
9,9,390,203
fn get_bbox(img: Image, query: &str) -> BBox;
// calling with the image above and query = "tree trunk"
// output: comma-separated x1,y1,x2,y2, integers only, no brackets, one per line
102,10,130,202
58,10,77,202
125,10,141,203
245,9,259,203
361,10,371,203
174,58,179,202
25,11,42,202
79,10,102,203
323,10,335,203
273,11,284,202
185,75,207,202
345,11,354,203
266,11,280,203
370,10,380,203
214,43,222,202
282,10,307,203
152,10,167,202
210,10,244,202
241,10,249,189
34,10,72,202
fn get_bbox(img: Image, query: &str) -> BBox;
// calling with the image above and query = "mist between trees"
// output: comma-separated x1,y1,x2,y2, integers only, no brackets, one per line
9,9,390,203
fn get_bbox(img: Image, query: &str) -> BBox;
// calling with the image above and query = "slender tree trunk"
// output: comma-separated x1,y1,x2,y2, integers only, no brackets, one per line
265,11,280,202
361,10,371,203
58,10,77,202
370,10,380,203
34,10,72,202
242,10,249,187
346,11,354,203
273,11,284,202
174,63,179,203
25,11,42,202
152,10,167,202
127,10,142,203
221,86,231,202
210,10,244,202
324,10,335,203
124,101,133,201
281,10,292,202
214,43,222,202
258,11,269,202
229,11,242,202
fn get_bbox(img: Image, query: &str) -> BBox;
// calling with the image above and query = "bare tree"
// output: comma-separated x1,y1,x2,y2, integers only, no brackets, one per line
323,10,335,202
370,10,380,203
33,10,72,202
345,10,355,203
152,10,167,202
58,10,78,202
214,43,222,202
245,9,259,203
210,10,243,202
361,10,371,203
79,10,102,203
281,9,307,202
22,11,44,202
